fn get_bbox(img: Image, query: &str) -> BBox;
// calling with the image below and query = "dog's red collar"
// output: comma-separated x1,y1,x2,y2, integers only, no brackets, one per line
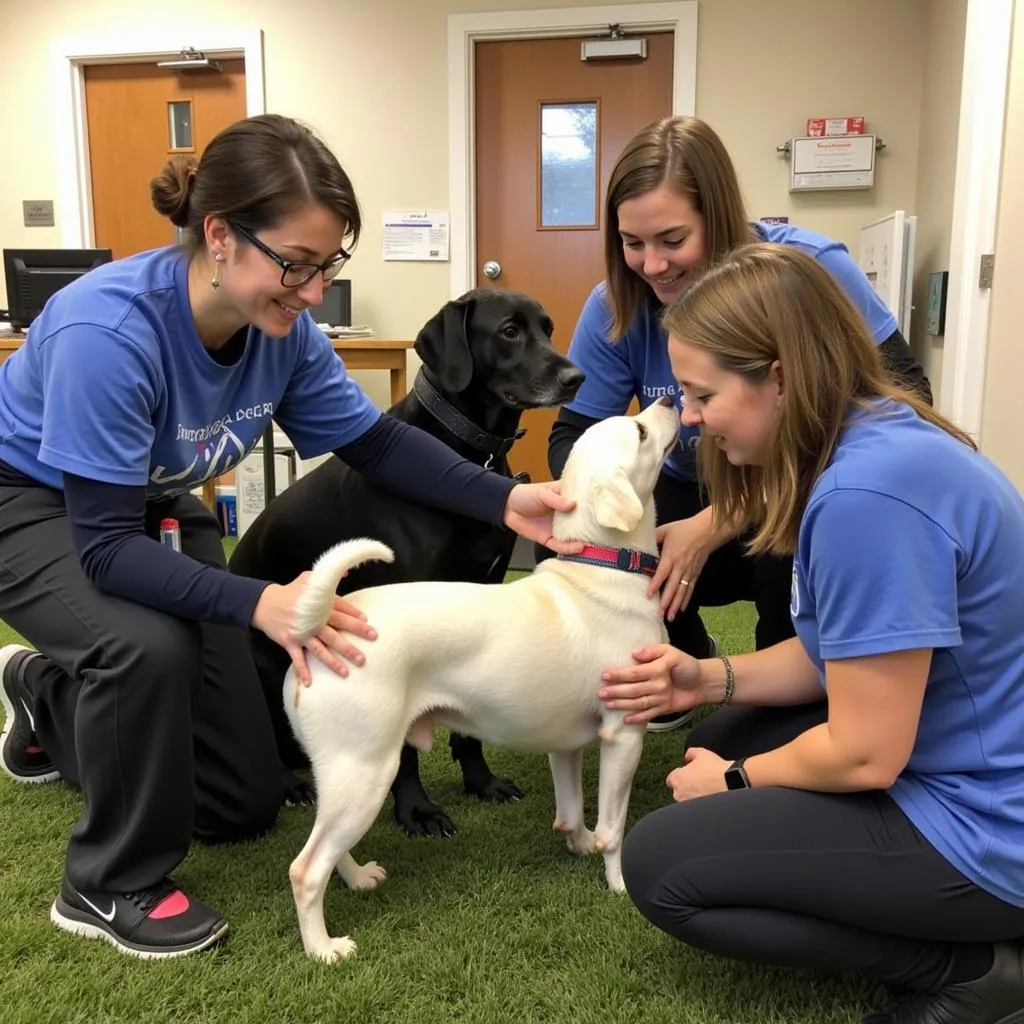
557,544,659,578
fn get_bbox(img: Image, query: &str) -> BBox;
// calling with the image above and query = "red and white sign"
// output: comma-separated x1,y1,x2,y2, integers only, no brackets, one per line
806,117,865,137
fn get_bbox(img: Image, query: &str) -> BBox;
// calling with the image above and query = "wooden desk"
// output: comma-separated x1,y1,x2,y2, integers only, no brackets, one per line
0,335,413,404
334,339,412,406
243,339,413,510
0,334,415,508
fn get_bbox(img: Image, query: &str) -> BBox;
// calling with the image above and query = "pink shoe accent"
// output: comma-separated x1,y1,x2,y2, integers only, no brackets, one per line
149,890,191,919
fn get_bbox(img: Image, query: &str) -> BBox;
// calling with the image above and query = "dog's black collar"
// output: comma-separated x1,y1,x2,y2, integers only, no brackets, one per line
412,369,525,468
557,544,660,578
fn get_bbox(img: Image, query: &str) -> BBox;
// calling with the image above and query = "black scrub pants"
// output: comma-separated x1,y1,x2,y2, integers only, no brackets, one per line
0,482,281,894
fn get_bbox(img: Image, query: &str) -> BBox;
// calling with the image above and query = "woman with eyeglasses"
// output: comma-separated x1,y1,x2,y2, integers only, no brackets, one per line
0,113,578,959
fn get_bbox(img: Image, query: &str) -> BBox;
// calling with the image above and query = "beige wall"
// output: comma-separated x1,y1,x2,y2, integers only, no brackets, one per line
910,0,968,397
696,0,926,250
980,2,1024,489
1,0,936,403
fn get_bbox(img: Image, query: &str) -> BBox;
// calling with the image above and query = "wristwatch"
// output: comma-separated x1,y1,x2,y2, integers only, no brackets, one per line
724,757,752,791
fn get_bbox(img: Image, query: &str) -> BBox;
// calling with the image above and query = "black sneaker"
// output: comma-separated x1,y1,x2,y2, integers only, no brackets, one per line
862,942,1024,1023
0,644,59,783
50,876,229,959
647,635,718,733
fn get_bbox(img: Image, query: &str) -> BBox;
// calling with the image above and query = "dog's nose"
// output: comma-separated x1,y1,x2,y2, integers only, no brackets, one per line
656,396,673,408
559,367,586,389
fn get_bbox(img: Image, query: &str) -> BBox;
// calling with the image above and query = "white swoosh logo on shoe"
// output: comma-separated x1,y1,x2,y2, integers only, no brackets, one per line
79,892,116,922
19,697,36,732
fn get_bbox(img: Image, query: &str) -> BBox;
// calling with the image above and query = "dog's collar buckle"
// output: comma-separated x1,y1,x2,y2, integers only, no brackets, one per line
557,544,659,578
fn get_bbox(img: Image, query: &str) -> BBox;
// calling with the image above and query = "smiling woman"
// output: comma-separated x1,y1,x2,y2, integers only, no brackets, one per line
150,120,360,347
0,112,582,962
541,115,934,736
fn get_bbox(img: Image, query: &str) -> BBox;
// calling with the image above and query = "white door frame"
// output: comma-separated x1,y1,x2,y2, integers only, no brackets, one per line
51,29,266,249
941,0,1013,435
447,2,698,299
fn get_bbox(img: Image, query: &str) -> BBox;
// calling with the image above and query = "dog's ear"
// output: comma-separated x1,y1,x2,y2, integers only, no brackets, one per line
413,297,474,393
590,468,645,533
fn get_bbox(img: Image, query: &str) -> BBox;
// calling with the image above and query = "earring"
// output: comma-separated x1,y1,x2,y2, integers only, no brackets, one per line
211,253,223,290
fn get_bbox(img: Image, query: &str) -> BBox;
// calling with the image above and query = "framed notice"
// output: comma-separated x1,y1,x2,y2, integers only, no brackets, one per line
790,135,876,191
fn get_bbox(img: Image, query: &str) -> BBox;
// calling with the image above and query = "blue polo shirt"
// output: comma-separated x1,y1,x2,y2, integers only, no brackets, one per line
564,222,899,482
0,245,380,496
792,400,1024,908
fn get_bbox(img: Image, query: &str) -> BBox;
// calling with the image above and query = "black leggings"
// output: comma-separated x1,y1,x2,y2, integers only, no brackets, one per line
621,703,1024,992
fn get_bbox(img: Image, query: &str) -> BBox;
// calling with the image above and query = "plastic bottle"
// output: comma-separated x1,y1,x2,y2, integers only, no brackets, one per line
159,517,182,552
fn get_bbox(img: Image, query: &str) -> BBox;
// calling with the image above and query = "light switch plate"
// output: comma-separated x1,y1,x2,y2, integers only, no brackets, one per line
23,200,55,227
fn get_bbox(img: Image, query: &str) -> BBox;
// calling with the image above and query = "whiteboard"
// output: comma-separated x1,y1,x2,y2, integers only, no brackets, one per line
859,211,916,336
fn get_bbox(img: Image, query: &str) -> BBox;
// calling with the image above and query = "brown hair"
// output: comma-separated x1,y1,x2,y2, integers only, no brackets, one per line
150,113,361,252
604,116,753,338
662,243,976,556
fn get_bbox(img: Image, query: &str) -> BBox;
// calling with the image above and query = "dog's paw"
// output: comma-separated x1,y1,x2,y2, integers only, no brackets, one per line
554,822,597,855
282,771,316,807
466,772,524,804
604,866,627,892
346,860,387,891
601,848,626,891
310,936,358,962
395,800,457,838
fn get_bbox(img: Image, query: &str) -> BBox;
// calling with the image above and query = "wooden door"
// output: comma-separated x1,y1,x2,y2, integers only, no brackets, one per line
475,34,674,482
84,60,247,258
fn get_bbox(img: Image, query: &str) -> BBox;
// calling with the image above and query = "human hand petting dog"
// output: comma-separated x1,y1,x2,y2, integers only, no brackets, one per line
598,642,702,724
251,575,378,686
648,516,716,620
502,481,584,555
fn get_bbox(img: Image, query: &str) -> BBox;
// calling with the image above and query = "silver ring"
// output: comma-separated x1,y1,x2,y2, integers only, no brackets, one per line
678,578,690,588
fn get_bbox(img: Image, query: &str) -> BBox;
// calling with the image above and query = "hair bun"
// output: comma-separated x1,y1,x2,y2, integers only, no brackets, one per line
150,155,199,228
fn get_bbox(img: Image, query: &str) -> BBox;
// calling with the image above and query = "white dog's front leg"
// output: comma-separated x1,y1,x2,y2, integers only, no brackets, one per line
548,749,595,854
593,725,646,891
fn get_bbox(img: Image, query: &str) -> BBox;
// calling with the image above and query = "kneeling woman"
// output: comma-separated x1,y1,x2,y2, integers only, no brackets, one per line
599,244,1024,1024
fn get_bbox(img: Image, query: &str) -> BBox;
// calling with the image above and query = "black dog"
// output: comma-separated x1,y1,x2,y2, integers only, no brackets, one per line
229,288,584,837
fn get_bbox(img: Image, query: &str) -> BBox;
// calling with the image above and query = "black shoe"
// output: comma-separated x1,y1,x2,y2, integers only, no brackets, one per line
0,644,59,783
647,635,717,733
51,876,229,959
862,943,1024,1023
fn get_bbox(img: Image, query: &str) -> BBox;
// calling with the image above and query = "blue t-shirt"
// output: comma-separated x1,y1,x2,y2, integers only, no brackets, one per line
0,246,380,497
565,221,899,482
792,400,1024,907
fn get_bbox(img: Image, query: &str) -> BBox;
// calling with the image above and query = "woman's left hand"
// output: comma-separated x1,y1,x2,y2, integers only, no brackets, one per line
648,517,715,620
503,482,584,555
666,747,730,802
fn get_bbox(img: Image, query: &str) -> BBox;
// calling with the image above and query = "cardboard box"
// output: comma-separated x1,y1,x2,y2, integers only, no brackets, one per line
806,117,865,137
236,448,296,537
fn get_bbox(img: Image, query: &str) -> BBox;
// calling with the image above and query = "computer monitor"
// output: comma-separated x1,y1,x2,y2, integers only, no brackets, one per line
3,248,114,331
308,279,351,328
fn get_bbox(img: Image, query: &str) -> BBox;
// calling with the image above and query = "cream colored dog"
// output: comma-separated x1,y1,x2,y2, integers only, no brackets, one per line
284,397,679,961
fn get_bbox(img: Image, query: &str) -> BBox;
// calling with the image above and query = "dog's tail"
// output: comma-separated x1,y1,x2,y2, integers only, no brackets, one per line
292,538,396,638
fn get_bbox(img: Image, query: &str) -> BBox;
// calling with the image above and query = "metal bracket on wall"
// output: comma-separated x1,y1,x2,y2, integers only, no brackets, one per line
776,137,887,159
979,253,995,289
